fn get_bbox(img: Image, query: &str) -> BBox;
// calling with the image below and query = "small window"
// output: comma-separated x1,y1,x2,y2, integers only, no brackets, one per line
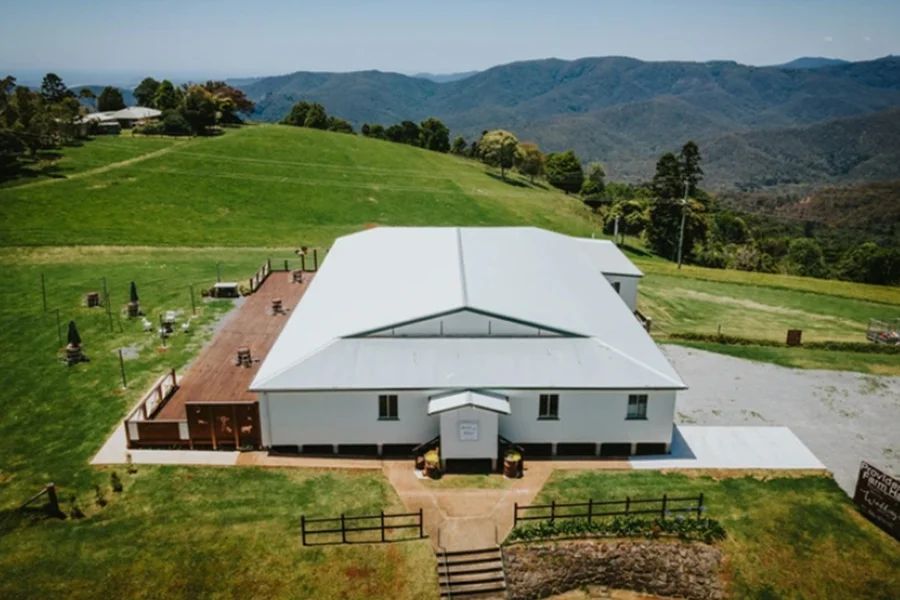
538,394,559,420
626,394,647,420
611,281,621,294
378,394,398,420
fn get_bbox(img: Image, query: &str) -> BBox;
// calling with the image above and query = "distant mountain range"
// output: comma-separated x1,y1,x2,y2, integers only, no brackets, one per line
232,55,900,190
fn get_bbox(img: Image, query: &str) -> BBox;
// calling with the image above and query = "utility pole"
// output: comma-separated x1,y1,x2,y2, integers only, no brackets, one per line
676,180,689,270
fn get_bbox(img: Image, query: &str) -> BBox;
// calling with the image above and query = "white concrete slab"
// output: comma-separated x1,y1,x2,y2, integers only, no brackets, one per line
631,425,826,470
91,422,239,466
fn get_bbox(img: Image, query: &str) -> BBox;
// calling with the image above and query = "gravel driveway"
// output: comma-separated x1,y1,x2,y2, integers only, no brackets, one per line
662,344,900,494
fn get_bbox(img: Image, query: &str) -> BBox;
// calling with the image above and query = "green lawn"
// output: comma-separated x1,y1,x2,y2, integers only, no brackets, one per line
532,471,900,599
670,340,900,375
1,135,183,189
0,125,599,247
0,247,435,599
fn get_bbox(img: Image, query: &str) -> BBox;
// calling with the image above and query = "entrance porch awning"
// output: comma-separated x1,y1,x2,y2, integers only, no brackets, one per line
427,390,511,416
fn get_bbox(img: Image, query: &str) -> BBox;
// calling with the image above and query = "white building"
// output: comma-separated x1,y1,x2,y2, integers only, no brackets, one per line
251,227,684,469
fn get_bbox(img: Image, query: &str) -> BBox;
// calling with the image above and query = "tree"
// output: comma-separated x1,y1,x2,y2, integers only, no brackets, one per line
153,80,182,111
785,237,827,278
450,136,467,155
327,116,354,134
202,81,254,122
40,73,71,103
418,117,450,152
515,142,544,183
385,121,420,145
581,162,606,200
679,141,703,195
303,103,328,129
283,101,311,126
714,213,751,245
361,123,386,139
652,152,683,199
133,77,160,107
181,85,217,134
838,242,900,284
97,86,125,112
479,129,519,180
545,150,584,193
78,87,96,109
161,110,191,135
645,195,709,261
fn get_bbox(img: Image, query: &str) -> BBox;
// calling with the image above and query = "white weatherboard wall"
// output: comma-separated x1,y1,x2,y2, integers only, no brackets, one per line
261,391,438,448
260,389,675,450
497,390,675,447
439,406,499,462
605,275,639,312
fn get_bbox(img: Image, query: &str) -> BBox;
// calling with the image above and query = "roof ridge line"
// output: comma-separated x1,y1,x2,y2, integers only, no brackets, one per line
586,337,686,388
456,227,469,306
249,338,340,390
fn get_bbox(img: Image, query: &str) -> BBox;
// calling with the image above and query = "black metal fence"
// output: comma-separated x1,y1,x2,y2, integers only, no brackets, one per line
300,508,425,546
514,493,704,527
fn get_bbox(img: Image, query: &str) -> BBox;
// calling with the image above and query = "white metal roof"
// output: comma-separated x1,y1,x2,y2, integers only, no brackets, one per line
251,227,684,392
578,238,643,277
427,390,511,415
110,106,162,120
78,111,117,123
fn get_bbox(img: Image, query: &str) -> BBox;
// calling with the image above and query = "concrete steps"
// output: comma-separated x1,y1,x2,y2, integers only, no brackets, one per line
437,546,507,598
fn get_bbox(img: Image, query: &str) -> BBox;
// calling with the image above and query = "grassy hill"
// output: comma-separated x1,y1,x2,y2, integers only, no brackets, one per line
0,126,898,598
238,56,900,187
0,124,598,246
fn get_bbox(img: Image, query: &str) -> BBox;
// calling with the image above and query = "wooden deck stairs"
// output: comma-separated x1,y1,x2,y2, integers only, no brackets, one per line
437,546,507,599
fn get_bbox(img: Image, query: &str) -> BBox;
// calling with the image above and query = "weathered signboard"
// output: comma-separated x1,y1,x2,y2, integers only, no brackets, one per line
458,421,479,442
852,461,899,540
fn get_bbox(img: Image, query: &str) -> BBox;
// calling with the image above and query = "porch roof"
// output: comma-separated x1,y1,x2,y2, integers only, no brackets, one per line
427,390,511,415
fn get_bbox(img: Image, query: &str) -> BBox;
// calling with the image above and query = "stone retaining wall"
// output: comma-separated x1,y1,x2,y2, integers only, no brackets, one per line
503,539,724,600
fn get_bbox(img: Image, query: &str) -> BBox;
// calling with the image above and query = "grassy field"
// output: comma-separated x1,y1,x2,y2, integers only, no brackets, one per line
0,125,599,247
633,255,900,374
532,471,900,599
0,247,435,599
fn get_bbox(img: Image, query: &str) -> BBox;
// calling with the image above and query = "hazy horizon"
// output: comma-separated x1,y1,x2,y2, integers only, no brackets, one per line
2,0,899,86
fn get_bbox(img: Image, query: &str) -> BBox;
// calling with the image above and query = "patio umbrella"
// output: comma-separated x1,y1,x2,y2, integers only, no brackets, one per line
67,320,81,347
129,281,139,304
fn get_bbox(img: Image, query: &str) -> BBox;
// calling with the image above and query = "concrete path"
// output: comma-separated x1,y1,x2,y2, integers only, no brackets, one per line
382,460,554,551
630,425,825,470
662,344,900,493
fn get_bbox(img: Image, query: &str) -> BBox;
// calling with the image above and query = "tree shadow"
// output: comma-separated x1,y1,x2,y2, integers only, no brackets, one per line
620,242,653,257
485,171,529,188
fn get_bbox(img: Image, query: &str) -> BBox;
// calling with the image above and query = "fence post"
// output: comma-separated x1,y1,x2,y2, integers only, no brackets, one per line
46,483,60,516
313,249,318,271
661,494,668,519
587,498,593,524
550,500,556,524
300,254,306,272
380,510,386,542
418,507,424,538
284,259,288,272
514,502,518,527
300,515,307,546
341,513,346,544
697,493,704,518
189,284,196,316
625,496,630,515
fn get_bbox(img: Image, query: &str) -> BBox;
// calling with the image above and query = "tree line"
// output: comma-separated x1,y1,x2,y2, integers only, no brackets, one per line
1,72,255,177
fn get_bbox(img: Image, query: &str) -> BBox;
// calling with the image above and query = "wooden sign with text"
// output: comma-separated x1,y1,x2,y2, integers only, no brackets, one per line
853,461,899,540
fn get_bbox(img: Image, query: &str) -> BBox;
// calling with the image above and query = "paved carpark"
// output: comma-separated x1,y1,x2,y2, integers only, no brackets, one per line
662,344,900,494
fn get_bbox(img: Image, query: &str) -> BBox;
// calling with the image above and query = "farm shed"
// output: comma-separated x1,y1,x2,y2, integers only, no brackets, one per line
251,227,683,467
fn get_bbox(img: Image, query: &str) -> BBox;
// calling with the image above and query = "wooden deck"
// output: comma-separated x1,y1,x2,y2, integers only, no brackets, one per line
155,270,313,420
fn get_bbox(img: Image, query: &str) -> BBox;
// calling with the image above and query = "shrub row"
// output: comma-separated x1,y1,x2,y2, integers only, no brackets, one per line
507,515,727,544
669,332,900,354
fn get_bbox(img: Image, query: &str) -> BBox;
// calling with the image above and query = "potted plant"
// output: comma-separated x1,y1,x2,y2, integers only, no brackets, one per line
423,448,441,479
504,449,523,478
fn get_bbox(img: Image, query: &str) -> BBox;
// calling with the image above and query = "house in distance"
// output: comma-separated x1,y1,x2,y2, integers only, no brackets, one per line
250,227,684,470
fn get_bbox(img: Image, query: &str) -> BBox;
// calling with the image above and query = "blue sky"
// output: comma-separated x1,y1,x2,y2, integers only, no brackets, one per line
2,0,898,82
